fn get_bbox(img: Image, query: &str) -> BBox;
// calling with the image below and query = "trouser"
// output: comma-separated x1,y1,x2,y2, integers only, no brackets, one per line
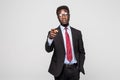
54,63,80,80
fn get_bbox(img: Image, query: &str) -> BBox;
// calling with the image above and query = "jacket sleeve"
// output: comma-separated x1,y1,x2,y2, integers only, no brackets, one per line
45,32,54,53
78,31,85,74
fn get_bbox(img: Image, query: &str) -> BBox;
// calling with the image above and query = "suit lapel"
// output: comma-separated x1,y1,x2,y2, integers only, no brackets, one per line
57,26,64,44
70,27,77,57
71,27,75,47
55,26,65,54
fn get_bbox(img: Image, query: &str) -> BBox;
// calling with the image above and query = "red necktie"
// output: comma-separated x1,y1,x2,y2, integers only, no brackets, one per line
65,28,72,62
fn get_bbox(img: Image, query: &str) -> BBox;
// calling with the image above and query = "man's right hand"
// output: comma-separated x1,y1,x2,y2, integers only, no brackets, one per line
48,29,58,39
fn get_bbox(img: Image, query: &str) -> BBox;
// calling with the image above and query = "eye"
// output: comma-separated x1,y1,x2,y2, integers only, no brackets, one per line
59,13,68,17
64,12,68,15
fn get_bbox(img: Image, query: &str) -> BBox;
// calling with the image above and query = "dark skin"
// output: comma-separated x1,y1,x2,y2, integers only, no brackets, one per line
49,9,70,39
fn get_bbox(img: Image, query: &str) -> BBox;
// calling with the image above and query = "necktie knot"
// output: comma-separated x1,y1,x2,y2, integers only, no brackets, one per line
65,27,67,31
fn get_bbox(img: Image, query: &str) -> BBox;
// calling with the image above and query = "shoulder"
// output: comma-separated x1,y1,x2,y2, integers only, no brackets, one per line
70,26,82,34
55,26,61,30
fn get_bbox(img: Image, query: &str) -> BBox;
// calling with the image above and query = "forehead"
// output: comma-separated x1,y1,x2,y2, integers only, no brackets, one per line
58,9,68,14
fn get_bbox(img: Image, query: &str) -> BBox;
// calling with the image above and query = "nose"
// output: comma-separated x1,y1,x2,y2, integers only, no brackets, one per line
61,15,67,19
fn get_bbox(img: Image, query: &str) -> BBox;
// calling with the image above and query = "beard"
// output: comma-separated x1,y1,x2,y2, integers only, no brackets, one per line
61,23,69,27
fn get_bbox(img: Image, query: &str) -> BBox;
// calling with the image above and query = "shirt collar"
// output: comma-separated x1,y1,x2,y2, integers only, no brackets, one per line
60,25,71,31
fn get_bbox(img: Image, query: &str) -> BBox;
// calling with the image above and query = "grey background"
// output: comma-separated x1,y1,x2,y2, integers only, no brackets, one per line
0,0,120,80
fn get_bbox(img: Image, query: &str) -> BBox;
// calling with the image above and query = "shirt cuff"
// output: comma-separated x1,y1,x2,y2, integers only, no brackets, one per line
47,38,53,46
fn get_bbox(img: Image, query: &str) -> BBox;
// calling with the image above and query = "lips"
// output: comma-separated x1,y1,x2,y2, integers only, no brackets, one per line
62,19,67,23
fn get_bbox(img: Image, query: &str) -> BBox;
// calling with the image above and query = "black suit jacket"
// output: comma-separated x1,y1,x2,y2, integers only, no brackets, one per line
45,26,85,77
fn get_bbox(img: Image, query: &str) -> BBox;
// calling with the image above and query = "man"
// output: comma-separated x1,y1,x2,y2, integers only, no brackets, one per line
45,5,85,80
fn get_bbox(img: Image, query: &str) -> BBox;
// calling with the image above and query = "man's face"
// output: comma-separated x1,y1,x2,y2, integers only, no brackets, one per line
57,9,69,26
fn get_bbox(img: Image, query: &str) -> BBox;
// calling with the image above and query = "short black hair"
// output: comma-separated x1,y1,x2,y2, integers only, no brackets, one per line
56,5,70,15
